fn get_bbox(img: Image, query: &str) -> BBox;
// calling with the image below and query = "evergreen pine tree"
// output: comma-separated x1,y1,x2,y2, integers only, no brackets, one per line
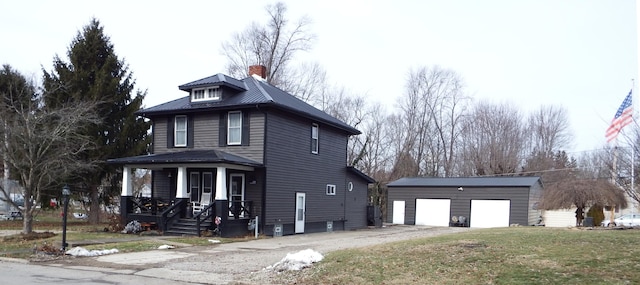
43,18,150,224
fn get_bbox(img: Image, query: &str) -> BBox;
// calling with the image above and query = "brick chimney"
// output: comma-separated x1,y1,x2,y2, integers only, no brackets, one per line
249,65,267,79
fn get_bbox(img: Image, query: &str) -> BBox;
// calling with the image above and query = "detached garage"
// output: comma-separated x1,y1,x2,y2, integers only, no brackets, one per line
387,177,543,228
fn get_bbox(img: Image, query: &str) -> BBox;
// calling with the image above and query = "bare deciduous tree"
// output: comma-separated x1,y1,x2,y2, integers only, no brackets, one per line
391,66,469,177
0,76,99,233
221,2,316,92
460,101,525,176
526,105,572,155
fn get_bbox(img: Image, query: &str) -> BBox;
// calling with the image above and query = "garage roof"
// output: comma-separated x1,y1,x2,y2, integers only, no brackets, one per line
387,176,541,187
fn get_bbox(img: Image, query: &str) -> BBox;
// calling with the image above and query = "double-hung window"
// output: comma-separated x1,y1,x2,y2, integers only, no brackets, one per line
174,115,187,147
227,111,242,145
311,124,319,154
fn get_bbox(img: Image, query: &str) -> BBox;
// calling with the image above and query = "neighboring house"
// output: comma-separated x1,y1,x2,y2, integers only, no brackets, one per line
542,208,576,227
387,177,542,228
108,65,374,237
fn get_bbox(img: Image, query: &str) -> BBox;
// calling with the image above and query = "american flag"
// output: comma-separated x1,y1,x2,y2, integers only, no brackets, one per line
605,89,633,143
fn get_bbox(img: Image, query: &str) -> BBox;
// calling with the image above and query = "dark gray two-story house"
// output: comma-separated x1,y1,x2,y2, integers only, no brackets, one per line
108,65,374,237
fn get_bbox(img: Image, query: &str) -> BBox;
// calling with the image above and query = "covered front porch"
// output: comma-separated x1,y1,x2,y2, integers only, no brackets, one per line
109,150,264,237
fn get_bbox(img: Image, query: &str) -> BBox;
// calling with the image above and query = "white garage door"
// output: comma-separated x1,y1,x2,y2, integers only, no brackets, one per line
470,200,510,228
415,199,451,227
392,200,405,224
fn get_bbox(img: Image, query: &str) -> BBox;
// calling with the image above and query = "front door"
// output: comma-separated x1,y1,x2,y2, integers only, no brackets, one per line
295,192,305,233
229,174,245,218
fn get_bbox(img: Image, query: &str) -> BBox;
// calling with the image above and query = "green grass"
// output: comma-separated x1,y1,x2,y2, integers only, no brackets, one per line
281,227,640,285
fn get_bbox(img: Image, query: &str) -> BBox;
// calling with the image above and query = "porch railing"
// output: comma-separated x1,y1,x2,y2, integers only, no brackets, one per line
230,200,253,219
194,203,216,237
160,199,186,231
130,197,171,215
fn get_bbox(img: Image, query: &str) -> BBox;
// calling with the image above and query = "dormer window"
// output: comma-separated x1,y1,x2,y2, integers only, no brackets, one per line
192,86,221,102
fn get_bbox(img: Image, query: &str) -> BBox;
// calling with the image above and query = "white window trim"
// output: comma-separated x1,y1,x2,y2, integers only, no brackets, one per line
227,111,242,145
174,115,187,147
191,86,221,102
311,124,319,154
326,184,336,196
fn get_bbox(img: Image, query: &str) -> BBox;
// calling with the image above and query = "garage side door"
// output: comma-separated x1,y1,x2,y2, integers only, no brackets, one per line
470,200,510,228
415,199,451,227
392,200,405,224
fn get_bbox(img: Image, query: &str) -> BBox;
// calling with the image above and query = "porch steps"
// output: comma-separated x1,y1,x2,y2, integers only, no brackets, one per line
164,217,213,236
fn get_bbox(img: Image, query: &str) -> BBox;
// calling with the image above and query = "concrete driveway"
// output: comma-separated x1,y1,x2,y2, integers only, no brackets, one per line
18,225,474,284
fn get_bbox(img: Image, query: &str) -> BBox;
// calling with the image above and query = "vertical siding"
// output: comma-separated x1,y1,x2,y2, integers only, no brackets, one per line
264,110,349,229
387,186,532,226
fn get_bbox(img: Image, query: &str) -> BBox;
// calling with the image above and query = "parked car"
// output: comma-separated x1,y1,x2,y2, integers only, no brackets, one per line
601,213,640,227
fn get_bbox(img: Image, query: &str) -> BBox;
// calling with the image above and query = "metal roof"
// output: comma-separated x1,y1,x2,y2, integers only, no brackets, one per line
387,176,541,188
107,150,262,167
347,166,376,183
178,73,247,91
139,76,360,135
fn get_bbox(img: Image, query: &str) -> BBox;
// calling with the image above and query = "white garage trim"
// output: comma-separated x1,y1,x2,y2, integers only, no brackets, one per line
415,199,451,227
470,200,510,228
392,200,405,224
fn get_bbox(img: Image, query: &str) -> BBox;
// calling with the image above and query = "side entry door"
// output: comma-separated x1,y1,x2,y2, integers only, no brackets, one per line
295,192,305,233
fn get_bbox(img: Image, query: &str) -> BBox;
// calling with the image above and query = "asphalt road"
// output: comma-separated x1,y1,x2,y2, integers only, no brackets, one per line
0,260,197,285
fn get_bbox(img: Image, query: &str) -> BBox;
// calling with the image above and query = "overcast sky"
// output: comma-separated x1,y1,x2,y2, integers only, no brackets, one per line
1,0,637,154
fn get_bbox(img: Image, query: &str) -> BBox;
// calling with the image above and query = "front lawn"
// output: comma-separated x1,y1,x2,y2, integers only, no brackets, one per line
282,227,640,284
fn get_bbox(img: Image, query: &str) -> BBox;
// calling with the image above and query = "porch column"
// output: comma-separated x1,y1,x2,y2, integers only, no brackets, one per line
215,167,229,232
215,167,227,200
176,167,188,198
121,166,133,196
120,166,133,224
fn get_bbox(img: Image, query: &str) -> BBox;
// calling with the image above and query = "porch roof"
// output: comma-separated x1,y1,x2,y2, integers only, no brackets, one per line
107,150,262,167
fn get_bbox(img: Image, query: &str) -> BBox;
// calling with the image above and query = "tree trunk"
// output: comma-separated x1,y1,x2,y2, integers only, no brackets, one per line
575,207,584,227
22,203,33,234
88,186,100,224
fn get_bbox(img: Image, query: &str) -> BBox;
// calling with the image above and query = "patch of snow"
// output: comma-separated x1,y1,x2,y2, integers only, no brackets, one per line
266,249,323,271
157,244,175,250
66,247,119,257
208,239,221,243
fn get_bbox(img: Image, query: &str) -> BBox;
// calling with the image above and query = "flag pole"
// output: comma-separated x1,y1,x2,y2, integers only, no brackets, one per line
632,79,636,211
